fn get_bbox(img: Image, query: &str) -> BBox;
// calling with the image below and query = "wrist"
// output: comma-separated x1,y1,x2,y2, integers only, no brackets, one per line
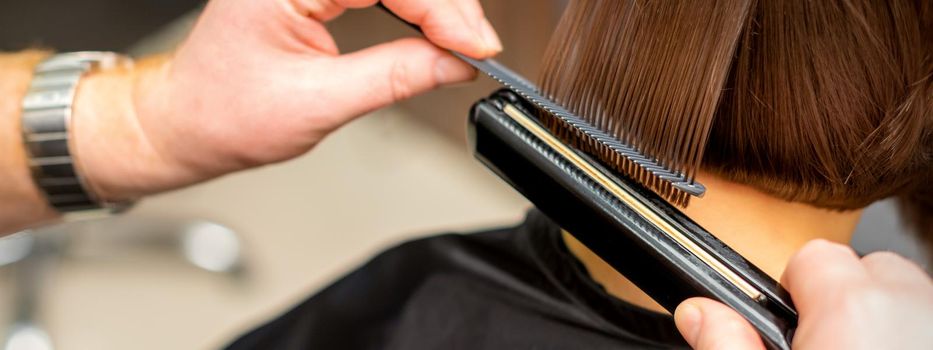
0,51,59,230
71,55,190,202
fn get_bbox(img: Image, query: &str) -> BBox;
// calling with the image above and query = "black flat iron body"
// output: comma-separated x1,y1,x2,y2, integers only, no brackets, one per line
468,89,798,350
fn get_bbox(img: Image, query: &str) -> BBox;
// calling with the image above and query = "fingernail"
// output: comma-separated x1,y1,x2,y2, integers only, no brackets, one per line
479,19,503,54
435,55,476,85
675,303,702,345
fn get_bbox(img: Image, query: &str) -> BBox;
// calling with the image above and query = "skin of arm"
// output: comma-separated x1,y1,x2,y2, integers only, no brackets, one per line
0,0,502,235
0,51,57,232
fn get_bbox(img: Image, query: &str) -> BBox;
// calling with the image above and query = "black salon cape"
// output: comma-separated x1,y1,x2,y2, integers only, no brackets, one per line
226,211,688,349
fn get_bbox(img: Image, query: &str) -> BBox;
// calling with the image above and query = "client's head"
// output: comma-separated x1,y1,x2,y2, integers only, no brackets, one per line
540,0,931,243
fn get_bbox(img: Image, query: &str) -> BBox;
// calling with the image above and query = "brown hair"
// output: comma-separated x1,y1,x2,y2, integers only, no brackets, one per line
540,0,932,239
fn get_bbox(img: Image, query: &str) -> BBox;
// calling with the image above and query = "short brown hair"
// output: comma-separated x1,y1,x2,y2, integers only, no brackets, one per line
540,0,931,238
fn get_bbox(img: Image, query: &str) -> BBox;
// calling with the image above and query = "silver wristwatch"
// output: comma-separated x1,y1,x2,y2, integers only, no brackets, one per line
21,52,135,213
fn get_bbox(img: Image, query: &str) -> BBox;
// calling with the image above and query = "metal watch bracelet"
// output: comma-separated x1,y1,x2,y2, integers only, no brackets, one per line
21,52,135,213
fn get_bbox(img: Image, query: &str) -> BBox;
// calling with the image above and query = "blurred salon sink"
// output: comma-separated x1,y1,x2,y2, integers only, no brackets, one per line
0,217,248,350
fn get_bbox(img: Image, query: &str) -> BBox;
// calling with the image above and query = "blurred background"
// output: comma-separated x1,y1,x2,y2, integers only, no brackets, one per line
0,1,926,349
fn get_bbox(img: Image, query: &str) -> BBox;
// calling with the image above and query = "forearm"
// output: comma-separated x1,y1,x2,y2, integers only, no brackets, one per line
0,51,172,235
0,51,58,234
0,0,500,235
72,54,183,202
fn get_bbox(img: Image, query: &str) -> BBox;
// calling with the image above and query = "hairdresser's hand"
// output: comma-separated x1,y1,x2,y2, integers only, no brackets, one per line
71,0,501,201
673,240,933,349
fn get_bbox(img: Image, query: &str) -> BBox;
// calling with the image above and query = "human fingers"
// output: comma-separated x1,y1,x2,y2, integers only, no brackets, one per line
289,0,350,21
289,0,501,57
781,239,869,314
320,37,475,122
674,298,765,350
379,0,502,58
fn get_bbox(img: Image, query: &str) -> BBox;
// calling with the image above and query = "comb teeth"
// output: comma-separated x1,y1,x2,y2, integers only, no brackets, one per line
456,55,705,207
375,3,703,206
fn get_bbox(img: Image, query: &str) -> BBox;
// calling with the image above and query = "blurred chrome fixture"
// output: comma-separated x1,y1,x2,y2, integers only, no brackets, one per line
181,221,242,273
2,323,53,350
2,230,58,350
1,217,246,350
0,232,36,267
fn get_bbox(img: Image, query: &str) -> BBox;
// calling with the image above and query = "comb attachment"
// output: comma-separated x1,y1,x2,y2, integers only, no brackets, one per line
459,53,706,206
536,0,753,207
540,114,694,207
374,3,703,205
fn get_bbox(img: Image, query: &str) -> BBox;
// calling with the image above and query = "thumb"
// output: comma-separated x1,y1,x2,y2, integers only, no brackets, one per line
674,298,765,350
325,37,476,119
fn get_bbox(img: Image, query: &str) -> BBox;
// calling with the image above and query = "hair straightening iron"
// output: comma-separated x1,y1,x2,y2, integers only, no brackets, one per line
464,62,797,350
377,6,798,349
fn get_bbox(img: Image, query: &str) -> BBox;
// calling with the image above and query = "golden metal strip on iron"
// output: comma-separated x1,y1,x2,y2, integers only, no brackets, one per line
503,104,763,301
